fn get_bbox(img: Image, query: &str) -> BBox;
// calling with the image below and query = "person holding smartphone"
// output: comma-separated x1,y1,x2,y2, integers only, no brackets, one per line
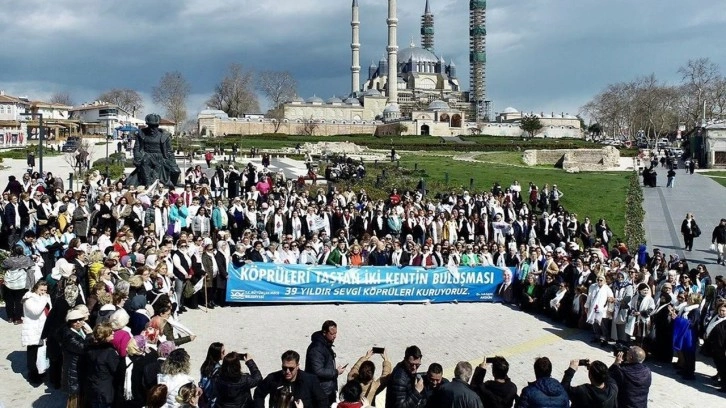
560,359,617,407
347,348,392,406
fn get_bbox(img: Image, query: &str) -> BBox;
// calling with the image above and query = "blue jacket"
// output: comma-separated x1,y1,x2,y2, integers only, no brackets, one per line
169,205,188,228
516,377,569,408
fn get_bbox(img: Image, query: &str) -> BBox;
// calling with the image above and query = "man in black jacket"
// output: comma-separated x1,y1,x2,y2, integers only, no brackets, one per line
305,320,346,404
428,361,482,408
712,218,726,265
561,359,618,408
254,350,328,408
609,346,651,408
471,357,518,408
385,345,425,408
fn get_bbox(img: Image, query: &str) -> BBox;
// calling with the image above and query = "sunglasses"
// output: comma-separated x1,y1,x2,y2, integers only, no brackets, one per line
281,366,296,372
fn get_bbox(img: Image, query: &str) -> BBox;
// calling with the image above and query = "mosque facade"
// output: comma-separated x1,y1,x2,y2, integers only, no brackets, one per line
199,1,583,139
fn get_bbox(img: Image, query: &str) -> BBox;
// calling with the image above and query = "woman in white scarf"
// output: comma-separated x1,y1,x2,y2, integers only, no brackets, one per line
154,198,169,241
586,274,614,344
625,283,656,342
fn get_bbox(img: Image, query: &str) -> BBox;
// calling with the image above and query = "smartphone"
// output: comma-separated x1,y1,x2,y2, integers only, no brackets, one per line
416,374,422,382
372,347,385,354
484,357,497,364
240,353,248,360
578,359,590,367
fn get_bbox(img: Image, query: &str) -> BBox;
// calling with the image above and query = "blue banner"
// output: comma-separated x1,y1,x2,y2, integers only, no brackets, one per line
226,263,510,304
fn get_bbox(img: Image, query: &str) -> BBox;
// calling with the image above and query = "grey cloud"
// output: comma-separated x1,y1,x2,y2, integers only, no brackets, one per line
0,0,724,118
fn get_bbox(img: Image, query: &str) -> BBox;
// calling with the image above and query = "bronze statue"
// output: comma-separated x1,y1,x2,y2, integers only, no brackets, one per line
125,114,181,187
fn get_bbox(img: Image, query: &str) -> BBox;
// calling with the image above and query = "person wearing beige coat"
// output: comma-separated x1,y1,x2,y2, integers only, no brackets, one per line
347,349,393,406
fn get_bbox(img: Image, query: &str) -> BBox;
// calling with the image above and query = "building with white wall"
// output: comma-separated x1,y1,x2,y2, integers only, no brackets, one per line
0,90,30,146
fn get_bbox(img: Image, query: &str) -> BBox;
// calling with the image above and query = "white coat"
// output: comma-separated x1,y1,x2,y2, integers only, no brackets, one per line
585,282,614,325
21,291,51,347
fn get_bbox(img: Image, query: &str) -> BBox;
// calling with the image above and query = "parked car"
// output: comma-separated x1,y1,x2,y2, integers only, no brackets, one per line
61,137,80,152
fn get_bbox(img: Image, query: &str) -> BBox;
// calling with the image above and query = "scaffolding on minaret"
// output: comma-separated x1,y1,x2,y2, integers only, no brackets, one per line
469,0,487,120
420,0,434,51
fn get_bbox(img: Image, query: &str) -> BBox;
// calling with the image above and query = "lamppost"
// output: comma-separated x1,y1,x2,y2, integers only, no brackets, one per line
19,111,44,174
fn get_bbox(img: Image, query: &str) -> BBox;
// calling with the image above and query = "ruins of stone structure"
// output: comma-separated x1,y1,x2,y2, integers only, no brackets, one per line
522,146,620,171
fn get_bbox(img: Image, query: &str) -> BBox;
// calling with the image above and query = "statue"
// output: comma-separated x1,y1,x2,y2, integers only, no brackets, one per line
125,114,181,188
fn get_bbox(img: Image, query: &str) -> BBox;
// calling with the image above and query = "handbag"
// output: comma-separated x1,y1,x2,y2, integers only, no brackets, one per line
693,224,701,238
36,342,49,374
182,280,195,299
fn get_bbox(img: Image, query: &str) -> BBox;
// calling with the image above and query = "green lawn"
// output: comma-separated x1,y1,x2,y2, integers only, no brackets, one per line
700,171,726,188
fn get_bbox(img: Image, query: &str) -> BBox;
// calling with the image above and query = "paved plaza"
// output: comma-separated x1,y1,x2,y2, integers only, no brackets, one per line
0,145,724,406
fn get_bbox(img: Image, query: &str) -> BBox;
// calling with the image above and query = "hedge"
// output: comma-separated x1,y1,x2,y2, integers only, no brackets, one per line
624,170,646,251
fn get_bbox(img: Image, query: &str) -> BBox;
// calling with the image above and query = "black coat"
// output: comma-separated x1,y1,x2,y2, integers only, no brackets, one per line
85,341,122,405
59,326,87,395
561,367,618,408
608,363,651,408
385,362,424,408
305,331,338,396
470,367,518,408
427,378,483,408
214,359,263,408
253,370,328,408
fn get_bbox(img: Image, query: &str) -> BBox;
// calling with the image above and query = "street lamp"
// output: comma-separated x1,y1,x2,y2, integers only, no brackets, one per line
19,111,44,174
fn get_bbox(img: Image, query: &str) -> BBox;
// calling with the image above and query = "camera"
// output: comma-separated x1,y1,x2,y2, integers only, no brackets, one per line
578,359,590,367
613,343,629,356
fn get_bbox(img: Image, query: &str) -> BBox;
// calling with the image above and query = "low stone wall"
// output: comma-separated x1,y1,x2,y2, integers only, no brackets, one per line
523,146,620,171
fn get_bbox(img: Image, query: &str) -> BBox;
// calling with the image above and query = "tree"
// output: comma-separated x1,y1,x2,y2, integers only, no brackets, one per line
97,88,144,117
394,122,408,136
49,91,73,106
152,71,191,132
207,64,259,118
297,116,318,136
519,115,543,139
259,70,297,133
678,58,721,126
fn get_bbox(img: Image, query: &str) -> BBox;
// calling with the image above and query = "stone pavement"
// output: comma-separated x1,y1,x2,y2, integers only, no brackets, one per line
643,165,726,272
0,148,724,407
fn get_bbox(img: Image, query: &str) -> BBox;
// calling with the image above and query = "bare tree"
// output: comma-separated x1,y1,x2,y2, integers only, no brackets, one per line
207,64,259,118
678,58,721,126
152,71,191,132
297,117,318,136
49,91,74,106
97,88,144,117
259,71,297,133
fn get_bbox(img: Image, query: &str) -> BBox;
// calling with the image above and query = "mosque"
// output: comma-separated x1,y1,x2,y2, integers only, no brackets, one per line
198,0,582,138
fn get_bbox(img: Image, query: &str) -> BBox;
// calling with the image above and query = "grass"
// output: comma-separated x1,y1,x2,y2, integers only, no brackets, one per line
0,145,61,160
700,171,726,188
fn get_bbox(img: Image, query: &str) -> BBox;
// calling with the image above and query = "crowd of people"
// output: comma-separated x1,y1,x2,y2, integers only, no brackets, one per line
0,151,725,407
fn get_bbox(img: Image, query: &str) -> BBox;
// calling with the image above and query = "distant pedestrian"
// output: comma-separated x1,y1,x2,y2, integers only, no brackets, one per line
205,151,213,168
667,167,676,188
391,148,396,162
27,152,35,170
689,160,696,174
711,218,726,265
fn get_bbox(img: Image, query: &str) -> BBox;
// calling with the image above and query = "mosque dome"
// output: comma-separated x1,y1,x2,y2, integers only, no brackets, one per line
502,107,518,114
427,100,450,111
326,96,343,104
383,104,400,113
363,88,382,97
344,97,361,106
398,45,439,64
306,95,324,104
288,96,304,103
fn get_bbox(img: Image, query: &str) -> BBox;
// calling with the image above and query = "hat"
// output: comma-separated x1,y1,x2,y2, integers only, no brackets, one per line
158,341,177,358
133,335,147,351
66,309,86,322
74,304,90,318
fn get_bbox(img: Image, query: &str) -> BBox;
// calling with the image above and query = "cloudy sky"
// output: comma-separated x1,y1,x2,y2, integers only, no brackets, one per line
1,0,725,120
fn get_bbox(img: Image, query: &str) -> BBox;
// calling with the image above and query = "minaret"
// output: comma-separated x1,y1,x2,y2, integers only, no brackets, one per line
386,0,399,107
421,0,434,51
469,0,487,117
351,0,361,95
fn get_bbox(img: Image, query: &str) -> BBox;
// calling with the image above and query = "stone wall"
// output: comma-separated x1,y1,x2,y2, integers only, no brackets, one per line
523,146,620,171
198,117,379,137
